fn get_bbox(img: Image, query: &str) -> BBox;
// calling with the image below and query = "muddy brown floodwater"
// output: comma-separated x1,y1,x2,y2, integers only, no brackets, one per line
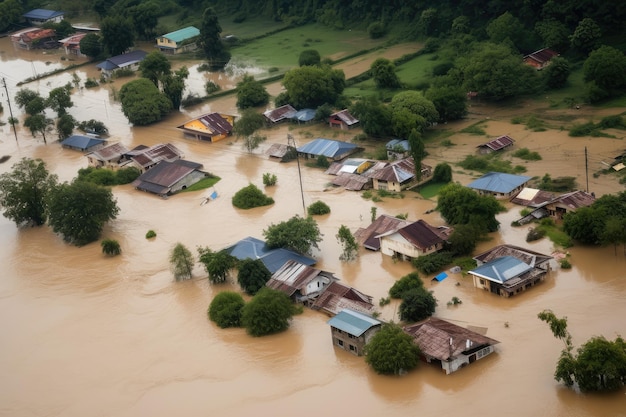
1,36,626,417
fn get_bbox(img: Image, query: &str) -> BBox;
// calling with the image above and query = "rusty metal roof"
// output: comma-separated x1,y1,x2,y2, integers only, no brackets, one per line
403,318,499,361
129,143,183,168
330,109,359,126
473,244,552,266
87,142,129,161
312,282,374,316
524,48,558,65
387,219,449,250
178,113,233,136
477,135,515,151
549,190,595,210
354,214,410,251
331,172,371,190
263,105,296,123
266,260,337,297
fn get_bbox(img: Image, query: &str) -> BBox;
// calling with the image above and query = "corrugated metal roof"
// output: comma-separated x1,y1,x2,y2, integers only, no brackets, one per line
354,214,410,251
264,105,296,123
87,142,129,161
224,237,316,273
477,135,515,151
330,109,358,126
98,50,147,70
266,260,334,296
297,138,358,159
473,244,552,266
159,26,199,43
178,113,233,137
290,109,316,122
386,139,410,151
130,143,183,168
470,256,532,283
396,219,448,250
132,159,202,191
326,309,381,337
23,9,64,19
61,135,105,151
467,172,530,194
311,282,374,315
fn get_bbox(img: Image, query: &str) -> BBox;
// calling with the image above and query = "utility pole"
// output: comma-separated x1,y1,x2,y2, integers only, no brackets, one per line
585,146,589,193
288,133,306,216
1,77,18,142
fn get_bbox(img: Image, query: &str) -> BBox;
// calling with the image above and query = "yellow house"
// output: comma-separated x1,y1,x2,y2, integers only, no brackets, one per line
177,113,235,142
156,26,200,54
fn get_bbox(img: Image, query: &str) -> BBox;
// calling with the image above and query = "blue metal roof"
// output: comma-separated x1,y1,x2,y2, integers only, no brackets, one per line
327,309,382,337
297,138,358,159
60,135,105,151
433,272,448,282
224,236,316,273
97,50,147,70
467,172,531,194
470,256,532,283
159,26,200,43
23,9,64,20
290,109,316,122
386,139,410,151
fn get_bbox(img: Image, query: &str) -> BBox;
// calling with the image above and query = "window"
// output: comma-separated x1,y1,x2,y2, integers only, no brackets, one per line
349,344,357,352
337,339,344,347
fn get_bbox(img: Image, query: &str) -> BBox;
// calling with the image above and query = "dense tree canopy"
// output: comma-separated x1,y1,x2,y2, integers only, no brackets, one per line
349,97,392,137
199,7,230,70
437,183,502,232
100,16,134,56
79,33,103,59
236,75,270,109
0,0,22,33
237,258,271,295
370,58,400,89
389,272,424,299
282,65,345,109
139,51,172,87
46,86,73,117
241,288,298,337
47,181,120,246
0,158,58,227
119,78,172,125
263,215,322,255
583,46,626,100
197,247,238,283
299,49,321,67
364,323,421,375
208,291,245,328
425,85,467,122
570,18,601,53
399,287,437,322
390,91,438,136
233,109,266,138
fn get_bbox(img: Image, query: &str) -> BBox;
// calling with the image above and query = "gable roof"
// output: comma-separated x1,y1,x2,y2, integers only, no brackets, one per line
87,142,129,161
510,187,557,207
549,190,596,210
177,112,233,135
403,318,499,361
97,50,147,70
297,138,359,159
330,109,359,126
367,157,417,183
473,244,553,267
386,138,410,151
327,309,382,337
524,48,558,66
477,135,515,151
264,105,296,123
59,32,87,46
266,259,336,296
311,282,374,315
290,108,316,122
467,172,531,194
379,219,449,250
23,9,64,20
127,143,183,169
132,160,202,195
224,237,316,274
354,214,410,250
60,135,105,151
470,256,533,283
159,26,200,43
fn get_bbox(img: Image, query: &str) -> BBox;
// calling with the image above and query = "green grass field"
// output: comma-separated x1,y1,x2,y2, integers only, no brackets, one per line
417,182,447,199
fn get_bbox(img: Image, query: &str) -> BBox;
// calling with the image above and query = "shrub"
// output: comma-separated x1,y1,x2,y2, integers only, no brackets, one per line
399,287,437,322
101,238,121,256
84,78,99,88
367,22,385,39
512,148,542,161
268,67,279,73
115,167,141,184
145,230,156,239
208,291,245,328
389,272,423,299
560,258,572,269
263,173,277,186
205,80,221,95
315,154,330,168
412,251,453,274
526,227,546,242
307,200,330,215
432,162,452,183
232,183,274,209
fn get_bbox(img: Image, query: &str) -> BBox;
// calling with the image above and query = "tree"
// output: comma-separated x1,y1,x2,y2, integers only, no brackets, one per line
282,65,345,109
162,67,188,110
197,247,237,283
437,183,502,232
199,7,230,70
299,49,321,66
583,46,626,99
101,239,121,256
232,183,274,209
119,78,172,125
47,181,120,246
56,114,76,140
128,2,159,40
425,85,467,122
370,58,400,89
486,12,525,51
543,56,570,89
447,224,480,256
602,216,626,255
307,201,330,216
390,91,438,134
208,291,245,328
0,158,58,227
23,114,53,144
563,207,604,245
432,162,452,183
139,51,171,87
407,129,426,181
389,272,424,299
336,225,358,261
0,0,23,33
46,86,73,117
79,33,103,59
237,258,271,295
241,288,298,336
535,19,570,52
350,97,392,137
15,89,41,110
169,243,194,281
364,323,421,375
263,215,322,255
78,119,109,136
43,20,75,38
233,109,266,138
570,18,601,53
100,16,134,56
236,75,269,109
399,287,437,322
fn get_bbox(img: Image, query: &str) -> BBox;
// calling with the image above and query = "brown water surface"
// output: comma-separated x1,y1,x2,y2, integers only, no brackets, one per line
1,37,625,417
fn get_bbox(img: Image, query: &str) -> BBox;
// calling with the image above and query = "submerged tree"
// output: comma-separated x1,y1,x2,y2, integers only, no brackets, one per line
169,242,194,281
199,7,230,70
237,258,271,295
365,323,421,375
263,215,322,255
101,239,121,256
208,291,245,328
197,247,237,283
336,225,358,261
241,288,299,337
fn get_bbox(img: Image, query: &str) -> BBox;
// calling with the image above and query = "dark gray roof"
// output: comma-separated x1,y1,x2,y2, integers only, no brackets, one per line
60,135,105,151
132,159,203,194
97,50,147,70
224,236,316,273
297,138,359,159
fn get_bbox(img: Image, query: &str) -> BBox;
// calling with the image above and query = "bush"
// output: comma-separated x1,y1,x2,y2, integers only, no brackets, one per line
307,200,330,215
367,22,385,39
560,258,572,269
512,148,542,161
389,272,423,299
412,251,453,274
399,287,437,322
208,291,245,328
365,323,421,375
315,154,330,168
145,230,156,239
263,173,277,186
232,183,274,209
115,167,141,184
205,80,221,95
84,78,99,88
241,288,298,336
432,162,452,183
526,227,546,242
101,239,121,256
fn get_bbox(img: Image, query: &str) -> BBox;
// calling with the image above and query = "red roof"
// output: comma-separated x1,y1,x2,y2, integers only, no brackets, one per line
396,219,450,250
523,48,558,66
330,109,359,126
477,135,515,151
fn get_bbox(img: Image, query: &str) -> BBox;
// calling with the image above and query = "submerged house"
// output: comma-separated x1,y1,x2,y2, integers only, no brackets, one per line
224,236,316,274
476,135,515,154
386,139,410,160
131,159,207,197
403,317,500,374
297,138,362,162
123,143,184,172
265,143,297,162
86,142,130,169
264,105,297,124
367,157,432,192
325,158,380,191
469,244,553,297
266,260,338,304
311,281,375,316
59,32,88,56
177,112,235,143
23,9,64,26
327,309,382,356
155,26,200,54
354,214,411,251
60,135,106,152
543,190,596,220
10,28,56,50
96,50,147,78
466,172,530,199
378,219,451,261
329,109,359,130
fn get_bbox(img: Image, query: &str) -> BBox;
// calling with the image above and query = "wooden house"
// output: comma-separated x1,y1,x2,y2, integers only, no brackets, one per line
523,48,558,69
403,318,500,374
378,219,451,261
156,26,200,54
329,109,359,130
466,172,530,199
23,9,64,26
266,260,338,304
311,282,375,316
86,142,130,169
354,214,410,251
325,158,380,191
265,143,297,162
327,309,382,356
223,236,316,274
131,160,207,197
263,105,297,124
177,112,234,143
367,157,432,192
476,135,515,154
59,32,88,57
469,244,553,297
543,190,595,220
96,50,147,78
297,138,362,162
386,139,410,160
10,28,56,50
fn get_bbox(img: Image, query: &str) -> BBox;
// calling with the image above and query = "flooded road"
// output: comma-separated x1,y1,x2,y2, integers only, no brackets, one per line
1,37,626,417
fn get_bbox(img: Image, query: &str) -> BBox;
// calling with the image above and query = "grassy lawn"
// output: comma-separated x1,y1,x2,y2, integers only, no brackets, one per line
181,177,221,193
417,182,447,199
394,52,439,88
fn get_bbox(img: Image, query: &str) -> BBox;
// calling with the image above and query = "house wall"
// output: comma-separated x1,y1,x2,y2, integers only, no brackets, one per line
87,156,123,170
475,184,525,200
29,16,64,26
156,37,177,49
330,326,380,356
380,234,439,260
303,276,331,296
170,171,207,194
439,345,495,374
472,274,492,292
373,179,402,192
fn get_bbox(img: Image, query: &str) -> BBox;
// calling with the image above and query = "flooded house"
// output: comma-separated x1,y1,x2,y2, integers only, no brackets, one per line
131,160,207,197
86,142,130,169
378,219,451,261
327,309,382,356
403,317,500,374
10,28,56,50
263,104,297,124
354,214,411,251
23,9,64,26
476,135,515,155
155,26,200,54
469,244,553,297
266,260,338,304
59,32,88,57
177,112,235,143
224,237,316,274
367,157,432,192
311,281,375,316
60,135,106,152
96,50,148,78
297,138,363,162
466,172,531,199
122,143,184,173
385,139,410,160
328,109,359,130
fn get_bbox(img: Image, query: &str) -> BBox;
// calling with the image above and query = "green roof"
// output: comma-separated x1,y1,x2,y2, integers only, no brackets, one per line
327,309,381,337
159,26,200,43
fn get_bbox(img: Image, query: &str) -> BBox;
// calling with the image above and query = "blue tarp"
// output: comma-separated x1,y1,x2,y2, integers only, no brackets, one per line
433,272,448,282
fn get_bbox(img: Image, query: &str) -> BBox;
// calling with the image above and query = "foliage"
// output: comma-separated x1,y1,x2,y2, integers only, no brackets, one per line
364,323,421,375
79,33,103,59
458,154,525,174
425,85,467,122
236,75,270,109
299,49,321,66
23,114,52,144
399,287,437,322
583,46,626,101
389,272,424,299
486,12,526,51
0,0,23,33
237,258,271,295
241,288,298,337
197,247,237,284
315,154,330,168
437,183,502,232
145,230,156,239
432,162,452,183
307,201,330,215
560,258,571,269
263,215,322,255
350,97,392,137
367,22,385,39
512,148,542,161
563,192,626,247
76,166,140,185
169,243,194,281
46,86,73,117
447,296,462,306
232,183,274,209
47,181,120,246
390,91,438,135
199,7,230,70
412,251,454,275
526,227,546,242
233,109,266,138
0,158,58,227
127,2,159,40
336,225,358,261
78,119,108,136
535,19,570,52
205,80,221,95
407,129,426,181
208,291,245,328
56,114,76,141
100,16,134,56
447,224,480,256
543,57,570,89
139,51,171,87
460,122,486,135
119,78,172,125
570,18,601,53
241,134,267,153
162,67,189,110
262,173,277,186
370,58,400,89
535,174,577,192
101,239,121,256
282,65,345,109
15,89,41,111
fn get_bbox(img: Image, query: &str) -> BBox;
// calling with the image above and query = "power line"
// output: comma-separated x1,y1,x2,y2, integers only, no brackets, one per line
1,77,19,142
